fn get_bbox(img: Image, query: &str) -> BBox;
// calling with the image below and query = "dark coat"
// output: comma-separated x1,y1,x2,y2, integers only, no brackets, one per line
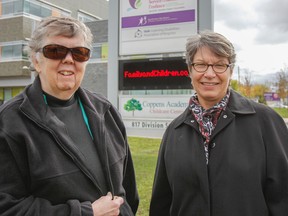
150,90,288,216
0,77,139,216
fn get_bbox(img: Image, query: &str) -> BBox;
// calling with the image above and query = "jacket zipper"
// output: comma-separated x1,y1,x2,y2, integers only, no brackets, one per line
99,115,115,199
21,110,104,196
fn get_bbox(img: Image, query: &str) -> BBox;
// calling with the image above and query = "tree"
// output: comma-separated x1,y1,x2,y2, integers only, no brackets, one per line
123,98,143,116
276,66,288,103
238,69,253,98
251,84,269,104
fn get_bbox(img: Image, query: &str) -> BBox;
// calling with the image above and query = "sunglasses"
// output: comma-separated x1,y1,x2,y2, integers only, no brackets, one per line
41,44,91,62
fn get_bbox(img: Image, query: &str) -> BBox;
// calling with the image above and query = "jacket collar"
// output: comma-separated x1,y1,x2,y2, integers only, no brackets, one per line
20,75,111,124
227,89,256,115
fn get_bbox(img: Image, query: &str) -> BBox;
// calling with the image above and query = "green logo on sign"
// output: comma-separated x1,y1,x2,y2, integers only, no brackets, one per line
124,98,143,116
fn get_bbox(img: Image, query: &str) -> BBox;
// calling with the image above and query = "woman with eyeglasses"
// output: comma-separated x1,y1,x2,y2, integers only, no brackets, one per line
150,31,288,216
0,16,138,216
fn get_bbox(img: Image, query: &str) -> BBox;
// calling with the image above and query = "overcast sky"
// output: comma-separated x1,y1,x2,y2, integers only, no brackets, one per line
213,0,288,75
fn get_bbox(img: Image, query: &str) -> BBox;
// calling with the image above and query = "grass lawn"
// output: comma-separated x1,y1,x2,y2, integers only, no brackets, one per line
128,136,161,216
273,108,288,118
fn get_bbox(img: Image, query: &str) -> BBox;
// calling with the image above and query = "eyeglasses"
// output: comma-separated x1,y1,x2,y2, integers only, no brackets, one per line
41,44,91,62
191,63,233,74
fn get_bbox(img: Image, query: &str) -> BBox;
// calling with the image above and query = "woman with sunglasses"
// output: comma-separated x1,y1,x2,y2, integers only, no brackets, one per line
150,31,288,216
0,16,138,216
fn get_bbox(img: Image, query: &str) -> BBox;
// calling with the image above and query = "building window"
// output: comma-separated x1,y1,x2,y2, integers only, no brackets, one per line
24,0,52,17
92,45,101,59
78,11,101,23
1,0,23,15
91,43,108,61
0,87,24,104
4,88,12,102
0,42,29,62
22,44,29,60
0,44,25,61
1,0,70,18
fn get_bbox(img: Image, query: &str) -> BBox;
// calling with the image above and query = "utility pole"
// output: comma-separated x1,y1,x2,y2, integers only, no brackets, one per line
238,65,240,85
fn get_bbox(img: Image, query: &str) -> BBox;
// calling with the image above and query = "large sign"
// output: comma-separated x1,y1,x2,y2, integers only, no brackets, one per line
119,57,191,90
119,0,197,55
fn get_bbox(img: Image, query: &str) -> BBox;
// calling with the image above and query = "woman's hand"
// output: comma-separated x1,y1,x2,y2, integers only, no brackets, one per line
92,192,124,216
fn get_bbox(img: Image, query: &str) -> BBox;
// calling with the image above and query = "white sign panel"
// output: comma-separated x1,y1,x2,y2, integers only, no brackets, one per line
119,0,198,55
124,118,171,130
119,95,191,119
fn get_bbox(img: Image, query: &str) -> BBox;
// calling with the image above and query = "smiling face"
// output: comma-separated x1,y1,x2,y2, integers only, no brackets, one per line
190,46,232,109
32,35,88,100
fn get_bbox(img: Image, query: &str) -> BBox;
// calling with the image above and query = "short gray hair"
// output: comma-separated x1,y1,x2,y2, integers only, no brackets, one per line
185,31,236,72
28,16,93,55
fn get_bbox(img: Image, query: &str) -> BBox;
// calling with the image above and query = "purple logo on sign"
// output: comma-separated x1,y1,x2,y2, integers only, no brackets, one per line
129,0,142,9
122,10,195,28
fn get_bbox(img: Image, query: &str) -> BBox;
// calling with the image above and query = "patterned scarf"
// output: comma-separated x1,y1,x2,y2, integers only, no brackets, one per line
189,91,230,164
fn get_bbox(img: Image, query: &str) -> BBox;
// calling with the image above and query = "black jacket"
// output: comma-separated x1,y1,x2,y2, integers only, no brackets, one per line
0,77,139,215
150,90,288,216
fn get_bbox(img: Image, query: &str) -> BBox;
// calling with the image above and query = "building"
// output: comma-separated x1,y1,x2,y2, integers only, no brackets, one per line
84,20,108,97
0,0,109,105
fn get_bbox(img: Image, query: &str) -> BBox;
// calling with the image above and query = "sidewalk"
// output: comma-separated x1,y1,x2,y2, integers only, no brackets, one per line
284,118,288,127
